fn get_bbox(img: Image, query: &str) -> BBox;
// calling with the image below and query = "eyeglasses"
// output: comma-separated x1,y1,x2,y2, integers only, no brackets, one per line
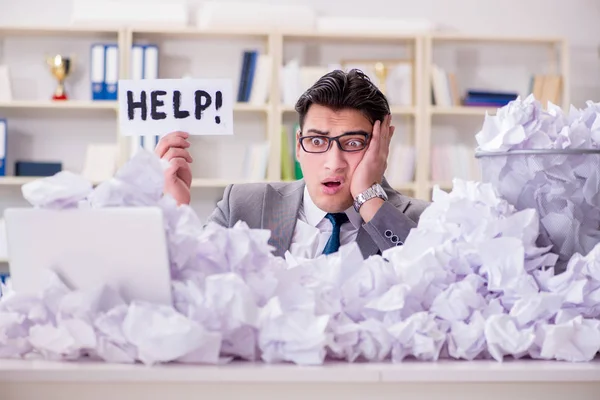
298,132,370,153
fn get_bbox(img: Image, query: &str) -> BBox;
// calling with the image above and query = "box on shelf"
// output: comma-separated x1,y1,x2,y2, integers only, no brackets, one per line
71,0,188,28
15,161,62,177
195,2,315,31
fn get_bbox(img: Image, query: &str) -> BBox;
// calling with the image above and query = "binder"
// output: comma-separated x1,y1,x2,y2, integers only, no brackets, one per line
130,136,143,158
237,51,250,102
129,44,146,158
143,45,159,148
0,119,6,176
244,51,258,101
130,136,159,157
131,44,144,80
128,44,160,157
141,135,159,151
104,44,119,101
90,43,106,100
143,45,159,79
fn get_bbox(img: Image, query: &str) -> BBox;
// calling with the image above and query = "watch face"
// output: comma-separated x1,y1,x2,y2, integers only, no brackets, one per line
376,184,388,200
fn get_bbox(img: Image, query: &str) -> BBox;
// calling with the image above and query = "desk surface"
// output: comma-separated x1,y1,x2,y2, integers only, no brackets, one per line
0,358,599,383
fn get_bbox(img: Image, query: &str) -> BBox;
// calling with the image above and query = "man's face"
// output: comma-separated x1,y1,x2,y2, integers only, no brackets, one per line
296,104,372,213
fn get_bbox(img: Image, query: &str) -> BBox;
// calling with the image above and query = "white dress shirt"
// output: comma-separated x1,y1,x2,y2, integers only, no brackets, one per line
288,186,363,259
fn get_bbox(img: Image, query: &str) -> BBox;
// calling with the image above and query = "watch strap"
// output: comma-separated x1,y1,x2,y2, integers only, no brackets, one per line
353,183,388,212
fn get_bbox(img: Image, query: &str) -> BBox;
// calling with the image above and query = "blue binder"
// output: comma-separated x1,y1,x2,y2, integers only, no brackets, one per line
104,44,119,101
0,119,6,177
90,43,106,100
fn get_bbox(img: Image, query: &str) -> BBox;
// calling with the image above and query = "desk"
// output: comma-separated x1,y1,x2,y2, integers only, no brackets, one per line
0,358,599,400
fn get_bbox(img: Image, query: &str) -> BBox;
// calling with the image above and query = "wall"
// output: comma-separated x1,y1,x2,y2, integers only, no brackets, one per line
0,0,599,222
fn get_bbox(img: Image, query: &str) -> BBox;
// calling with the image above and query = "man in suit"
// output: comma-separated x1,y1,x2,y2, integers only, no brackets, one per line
155,69,430,259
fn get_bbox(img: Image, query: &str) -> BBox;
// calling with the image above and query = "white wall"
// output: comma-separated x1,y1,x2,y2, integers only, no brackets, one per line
0,0,599,222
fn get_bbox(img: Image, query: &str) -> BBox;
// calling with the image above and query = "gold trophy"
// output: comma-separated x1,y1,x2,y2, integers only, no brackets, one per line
373,62,389,95
341,59,399,96
46,55,72,100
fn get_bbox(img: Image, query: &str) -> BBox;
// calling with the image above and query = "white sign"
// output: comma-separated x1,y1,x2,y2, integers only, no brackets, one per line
118,78,233,136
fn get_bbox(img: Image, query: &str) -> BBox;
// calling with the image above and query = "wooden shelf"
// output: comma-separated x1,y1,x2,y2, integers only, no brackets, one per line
191,178,270,188
0,177,266,190
0,176,105,187
282,30,419,42
0,100,118,113
0,176,43,186
131,27,271,39
394,182,417,192
234,103,270,112
390,106,418,115
429,181,454,191
0,25,119,37
430,33,564,45
429,106,498,116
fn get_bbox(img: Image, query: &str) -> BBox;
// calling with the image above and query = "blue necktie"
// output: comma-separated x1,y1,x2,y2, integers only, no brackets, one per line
322,212,350,255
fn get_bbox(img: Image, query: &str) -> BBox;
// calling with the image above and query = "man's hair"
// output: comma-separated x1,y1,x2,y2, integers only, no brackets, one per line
294,69,390,130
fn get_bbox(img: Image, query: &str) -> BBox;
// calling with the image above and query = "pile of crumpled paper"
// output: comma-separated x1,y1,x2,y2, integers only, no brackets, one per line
476,95,600,270
0,96,599,366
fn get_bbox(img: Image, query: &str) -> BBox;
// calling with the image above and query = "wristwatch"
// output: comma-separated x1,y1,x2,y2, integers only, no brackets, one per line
353,183,388,212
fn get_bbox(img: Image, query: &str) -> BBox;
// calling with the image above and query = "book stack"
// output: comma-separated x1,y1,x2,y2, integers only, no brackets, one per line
431,64,561,108
280,124,303,181
431,64,518,108
462,90,518,107
531,74,562,107
430,64,460,107
242,141,270,181
237,50,272,105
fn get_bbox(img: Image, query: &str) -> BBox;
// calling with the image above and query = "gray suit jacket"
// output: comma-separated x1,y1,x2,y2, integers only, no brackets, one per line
206,179,430,259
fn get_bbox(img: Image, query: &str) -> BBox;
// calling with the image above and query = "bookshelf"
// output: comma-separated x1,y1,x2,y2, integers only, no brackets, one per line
420,33,569,199
0,25,570,205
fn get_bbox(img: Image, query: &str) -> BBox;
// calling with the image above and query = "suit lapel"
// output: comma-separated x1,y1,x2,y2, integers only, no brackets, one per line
262,180,304,258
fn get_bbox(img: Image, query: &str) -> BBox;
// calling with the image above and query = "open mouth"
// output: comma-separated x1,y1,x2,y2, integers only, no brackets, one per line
322,178,343,188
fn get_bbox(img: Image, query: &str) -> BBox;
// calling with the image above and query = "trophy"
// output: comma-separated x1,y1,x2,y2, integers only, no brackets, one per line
341,59,412,97
373,62,389,95
46,55,72,100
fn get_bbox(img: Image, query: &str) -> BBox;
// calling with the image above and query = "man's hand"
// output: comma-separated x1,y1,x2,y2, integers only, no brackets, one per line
350,114,394,198
155,131,193,205
350,114,394,223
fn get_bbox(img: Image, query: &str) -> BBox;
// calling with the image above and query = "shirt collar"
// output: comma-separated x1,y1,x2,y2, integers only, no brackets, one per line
302,185,363,229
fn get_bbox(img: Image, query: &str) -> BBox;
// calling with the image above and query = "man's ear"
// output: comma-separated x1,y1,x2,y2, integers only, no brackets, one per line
295,128,302,160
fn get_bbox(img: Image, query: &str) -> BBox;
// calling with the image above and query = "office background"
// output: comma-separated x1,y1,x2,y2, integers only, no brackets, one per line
0,0,599,265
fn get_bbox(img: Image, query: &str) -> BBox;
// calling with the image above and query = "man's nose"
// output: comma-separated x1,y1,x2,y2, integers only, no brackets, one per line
323,142,348,171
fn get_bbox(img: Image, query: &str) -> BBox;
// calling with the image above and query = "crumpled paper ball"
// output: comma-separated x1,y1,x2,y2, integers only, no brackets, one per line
0,149,599,366
475,95,600,271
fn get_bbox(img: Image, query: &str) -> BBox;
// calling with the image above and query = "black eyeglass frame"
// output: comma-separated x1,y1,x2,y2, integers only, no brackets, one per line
298,132,370,153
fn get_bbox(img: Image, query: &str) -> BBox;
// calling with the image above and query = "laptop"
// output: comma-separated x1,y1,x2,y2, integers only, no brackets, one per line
3,207,173,306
